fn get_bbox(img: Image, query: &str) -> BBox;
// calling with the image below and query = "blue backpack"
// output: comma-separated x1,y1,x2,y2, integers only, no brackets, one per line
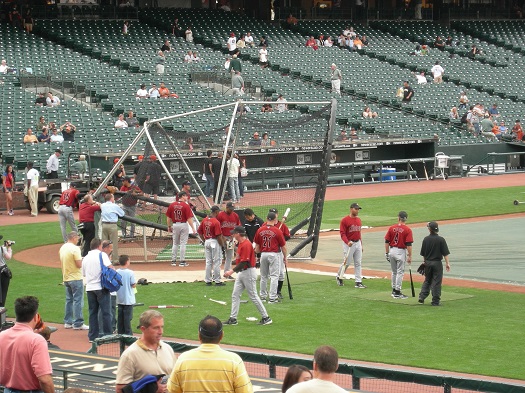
99,253,123,292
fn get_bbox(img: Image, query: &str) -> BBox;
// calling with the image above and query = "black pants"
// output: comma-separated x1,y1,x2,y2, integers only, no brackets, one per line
80,221,96,257
419,260,443,305
47,171,58,179
0,273,11,307
117,304,133,335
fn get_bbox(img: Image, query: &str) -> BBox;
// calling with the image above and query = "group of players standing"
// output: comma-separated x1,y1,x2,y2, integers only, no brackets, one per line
164,193,291,325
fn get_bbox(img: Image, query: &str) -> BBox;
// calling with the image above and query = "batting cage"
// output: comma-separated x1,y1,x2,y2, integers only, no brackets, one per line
93,99,336,262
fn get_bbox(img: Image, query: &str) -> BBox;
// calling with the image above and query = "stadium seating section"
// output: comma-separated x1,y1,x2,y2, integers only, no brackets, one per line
2,10,525,181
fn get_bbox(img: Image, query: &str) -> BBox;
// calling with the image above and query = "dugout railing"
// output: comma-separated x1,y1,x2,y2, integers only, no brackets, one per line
80,334,525,393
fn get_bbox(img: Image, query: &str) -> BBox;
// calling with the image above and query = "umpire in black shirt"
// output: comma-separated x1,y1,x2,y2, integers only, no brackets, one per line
418,221,450,306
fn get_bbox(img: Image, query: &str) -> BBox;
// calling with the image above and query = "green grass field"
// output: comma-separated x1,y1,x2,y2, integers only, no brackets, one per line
3,186,525,380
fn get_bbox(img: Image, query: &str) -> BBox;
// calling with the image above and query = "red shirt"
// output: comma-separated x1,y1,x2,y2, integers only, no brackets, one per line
198,217,222,239
120,184,141,207
275,222,290,240
217,211,241,237
59,188,80,208
236,238,256,267
79,203,101,223
340,215,362,243
254,224,286,253
385,223,414,249
166,201,193,223
3,172,14,188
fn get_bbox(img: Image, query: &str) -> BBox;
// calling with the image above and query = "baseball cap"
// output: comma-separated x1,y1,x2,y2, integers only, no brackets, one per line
398,211,408,219
210,205,221,212
138,155,144,160
267,212,277,221
182,180,191,186
177,191,187,199
427,221,439,232
350,203,362,210
226,201,235,209
231,226,246,235
269,208,278,213
150,155,157,161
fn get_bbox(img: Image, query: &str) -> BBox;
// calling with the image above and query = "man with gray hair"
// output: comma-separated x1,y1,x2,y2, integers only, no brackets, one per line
330,63,342,96
384,211,413,299
231,71,244,97
116,310,176,393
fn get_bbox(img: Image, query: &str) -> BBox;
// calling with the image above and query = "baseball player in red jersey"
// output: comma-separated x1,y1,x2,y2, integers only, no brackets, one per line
166,191,195,267
385,211,413,299
337,202,366,288
269,208,290,300
254,212,287,304
198,206,225,286
58,183,80,243
223,226,272,326
217,201,241,275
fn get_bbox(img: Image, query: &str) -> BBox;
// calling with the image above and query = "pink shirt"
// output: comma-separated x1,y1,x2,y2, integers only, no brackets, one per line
0,323,53,390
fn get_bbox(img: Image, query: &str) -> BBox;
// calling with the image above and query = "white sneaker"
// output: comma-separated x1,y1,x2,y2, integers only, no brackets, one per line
73,324,89,330
64,323,73,329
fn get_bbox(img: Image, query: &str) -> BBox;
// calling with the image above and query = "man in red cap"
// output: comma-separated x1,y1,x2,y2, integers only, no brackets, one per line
227,32,237,56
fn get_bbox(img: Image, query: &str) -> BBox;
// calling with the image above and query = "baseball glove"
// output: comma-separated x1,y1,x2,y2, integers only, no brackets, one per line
417,263,426,275
106,185,118,194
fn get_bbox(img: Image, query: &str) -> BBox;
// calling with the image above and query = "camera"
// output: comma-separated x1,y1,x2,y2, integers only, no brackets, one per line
4,240,15,247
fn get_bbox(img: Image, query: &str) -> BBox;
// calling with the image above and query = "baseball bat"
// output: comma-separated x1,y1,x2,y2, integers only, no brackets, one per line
285,262,293,300
409,267,415,298
423,161,429,181
209,298,227,305
337,247,352,279
133,303,145,307
149,305,194,309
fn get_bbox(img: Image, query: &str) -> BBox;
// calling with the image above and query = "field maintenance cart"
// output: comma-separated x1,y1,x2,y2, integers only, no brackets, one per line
431,152,449,180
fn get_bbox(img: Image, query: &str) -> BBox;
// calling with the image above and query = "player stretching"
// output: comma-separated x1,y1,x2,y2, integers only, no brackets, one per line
223,226,272,326
385,211,413,299
336,203,366,288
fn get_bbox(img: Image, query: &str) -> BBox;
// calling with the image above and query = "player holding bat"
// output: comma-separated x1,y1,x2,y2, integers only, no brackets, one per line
269,207,291,299
384,211,413,299
336,202,366,288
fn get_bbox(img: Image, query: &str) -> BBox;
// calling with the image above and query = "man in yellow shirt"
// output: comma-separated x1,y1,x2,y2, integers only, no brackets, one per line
23,128,38,144
168,315,252,393
59,232,88,330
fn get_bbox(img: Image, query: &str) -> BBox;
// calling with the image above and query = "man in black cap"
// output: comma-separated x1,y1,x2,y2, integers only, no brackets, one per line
198,206,225,286
46,148,61,179
337,202,366,288
166,192,195,267
217,202,241,276
418,221,451,306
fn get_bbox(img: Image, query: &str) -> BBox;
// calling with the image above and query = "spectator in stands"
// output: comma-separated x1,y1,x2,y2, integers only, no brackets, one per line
276,94,287,113
445,36,453,46
148,83,159,99
227,32,237,56
361,35,369,46
481,114,496,141
336,130,348,142
60,121,76,142
468,45,482,59
414,0,423,19
259,36,269,47
156,50,165,75
248,132,262,146
192,51,201,62
415,71,427,84
24,9,33,34
512,119,523,142
35,116,47,132
224,57,231,71
231,71,244,97
345,35,355,51
449,107,459,120
286,346,346,393
8,5,22,29
286,13,298,26
362,106,378,118
237,34,246,49
324,36,334,47
315,34,324,47
158,82,171,98
245,31,255,47
182,137,194,150
229,54,242,73
434,36,445,51
171,18,182,37
46,92,60,107
402,81,414,103
35,92,46,106
261,132,271,146
23,128,38,144
161,39,171,53
38,127,51,143
431,61,444,83
114,114,128,129
337,33,346,48
282,365,312,392
71,155,88,179
353,36,363,49
126,110,139,128
412,44,421,56
420,45,429,56
122,20,129,35
330,64,342,96
459,91,469,109
115,310,176,393
491,121,503,141
184,50,193,63
488,104,500,117
261,103,273,112
499,121,508,134
185,25,193,42
136,83,149,100
50,128,64,143
259,45,268,68
350,127,358,140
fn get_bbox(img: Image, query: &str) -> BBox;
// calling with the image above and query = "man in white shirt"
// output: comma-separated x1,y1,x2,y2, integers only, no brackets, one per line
227,153,241,203
136,84,149,100
259,45,268,68
148,83,160,99
50,128,64,143
415,72,427,85
276,94,288,113
184,50,193,63
0,59,12,74
245,32,255,47
46,92,60,107
431,61,444,84
287,346,347,393
26,162,40,217
46,148,61,179
227,32,237,55
114,114,128,128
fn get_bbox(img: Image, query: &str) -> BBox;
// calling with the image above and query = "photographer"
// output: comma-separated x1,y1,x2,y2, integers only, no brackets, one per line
0,236,13,308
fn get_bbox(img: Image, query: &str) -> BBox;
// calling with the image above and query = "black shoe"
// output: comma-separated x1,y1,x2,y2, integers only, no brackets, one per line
223,317,238,325
431,303,441,306
215,282,226,286
179,261,189,267
277,292,283,299
355,282,367,289
205,282,212,286
336,277,344,286
258,316,272,325
170,261,177,266
394,292,408,299
418,299,424,304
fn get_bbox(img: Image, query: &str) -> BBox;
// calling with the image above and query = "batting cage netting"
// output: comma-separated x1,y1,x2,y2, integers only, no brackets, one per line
92,99,335,262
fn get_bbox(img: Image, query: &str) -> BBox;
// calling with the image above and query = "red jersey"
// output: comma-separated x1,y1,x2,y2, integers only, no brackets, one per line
236,238,256,267
79,203,101,223
120,184,141,207
254,224,286,253
275,222,290,240
59,188,80,208
198,217,222,239
217,211,241,237
385,223,413,249
340,215,362,243
3,172,14,188
166,201,193,223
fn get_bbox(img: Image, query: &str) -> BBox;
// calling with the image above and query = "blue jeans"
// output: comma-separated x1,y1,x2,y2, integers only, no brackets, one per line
99,294,117,333
121,205,136,237
205,174,214,197
228,176,240,202
64,279,85,327
87,289,111,341
117,304,134,335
